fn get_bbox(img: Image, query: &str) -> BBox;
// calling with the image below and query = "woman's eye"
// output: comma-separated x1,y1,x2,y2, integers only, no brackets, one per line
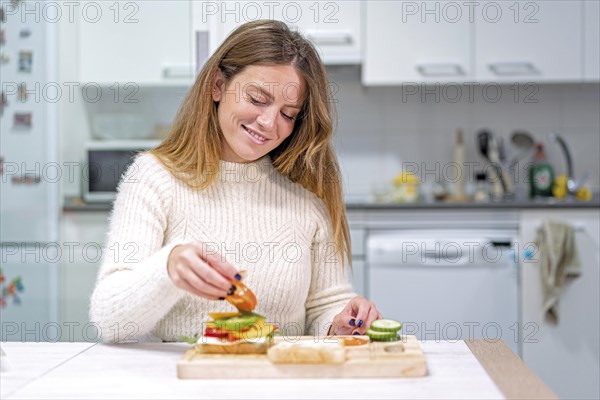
282,113,295,121
249,96,265,105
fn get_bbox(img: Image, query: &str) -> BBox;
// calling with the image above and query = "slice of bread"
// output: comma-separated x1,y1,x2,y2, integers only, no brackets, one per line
267,341,346,364
196,341,271,355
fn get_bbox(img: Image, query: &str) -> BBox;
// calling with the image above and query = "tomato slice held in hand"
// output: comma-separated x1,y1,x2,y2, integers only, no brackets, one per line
226,280,257,312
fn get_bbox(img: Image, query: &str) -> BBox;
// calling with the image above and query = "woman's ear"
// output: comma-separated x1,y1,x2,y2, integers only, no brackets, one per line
212,68,225,102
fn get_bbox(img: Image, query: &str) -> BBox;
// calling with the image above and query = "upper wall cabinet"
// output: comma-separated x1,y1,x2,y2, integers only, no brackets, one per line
474,1,582,82
363,0,593,84
79,1,193,84
192,1,362,67
584,0,600,81
362,0,473,85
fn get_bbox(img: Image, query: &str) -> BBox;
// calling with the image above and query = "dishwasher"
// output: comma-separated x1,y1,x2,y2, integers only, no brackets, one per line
367,228,521,356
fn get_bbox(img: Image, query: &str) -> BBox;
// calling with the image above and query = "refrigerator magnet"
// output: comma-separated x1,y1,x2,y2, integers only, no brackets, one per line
0,30,5,46
18,51,32,73
23,173,41,184
0,7,5,23
19,29,31,39
11,173,41,185
0,91,7,116
0,156,4,176
0,52,9,64
17,83,27,102
13,112,31,129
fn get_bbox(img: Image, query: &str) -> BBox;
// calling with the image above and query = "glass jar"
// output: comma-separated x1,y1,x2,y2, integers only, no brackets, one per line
473,172,491,203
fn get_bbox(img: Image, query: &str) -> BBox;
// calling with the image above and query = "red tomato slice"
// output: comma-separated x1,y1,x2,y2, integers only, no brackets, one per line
204,327,228,338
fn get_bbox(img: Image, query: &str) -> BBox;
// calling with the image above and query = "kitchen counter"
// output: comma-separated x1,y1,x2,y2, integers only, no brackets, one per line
1,340,555,399
63,195,600,212
346,193,600,210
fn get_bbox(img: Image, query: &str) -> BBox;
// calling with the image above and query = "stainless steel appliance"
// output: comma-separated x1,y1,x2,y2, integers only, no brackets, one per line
82,140,160,203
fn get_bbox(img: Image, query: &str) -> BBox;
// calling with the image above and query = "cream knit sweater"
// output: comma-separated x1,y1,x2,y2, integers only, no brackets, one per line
89,153,356,343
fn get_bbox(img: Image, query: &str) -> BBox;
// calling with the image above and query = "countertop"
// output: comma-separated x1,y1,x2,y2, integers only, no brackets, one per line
1,340,555,399
63,195,600,212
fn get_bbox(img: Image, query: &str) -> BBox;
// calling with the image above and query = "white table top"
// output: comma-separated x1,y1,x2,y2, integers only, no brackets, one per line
1,342,96,398
1,341,504,399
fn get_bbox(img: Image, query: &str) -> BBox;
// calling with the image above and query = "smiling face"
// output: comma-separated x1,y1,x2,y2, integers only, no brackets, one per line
212,65,306,163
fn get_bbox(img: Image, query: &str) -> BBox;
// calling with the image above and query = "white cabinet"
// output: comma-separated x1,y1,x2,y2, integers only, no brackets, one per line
363,0,587,84
363,0,473,84
350,228,366,297
79,1,193,84
193,1,361,66
583,0,600,81
59,211,108,341
474,1,582,82
519,210,600,399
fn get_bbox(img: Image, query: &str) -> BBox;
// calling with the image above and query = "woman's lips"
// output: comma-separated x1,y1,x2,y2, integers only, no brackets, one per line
242,125,270,145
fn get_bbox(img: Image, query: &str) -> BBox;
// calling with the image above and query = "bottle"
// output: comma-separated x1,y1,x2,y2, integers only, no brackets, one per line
473,172,491,203
529,143,554,198
453,129,466,200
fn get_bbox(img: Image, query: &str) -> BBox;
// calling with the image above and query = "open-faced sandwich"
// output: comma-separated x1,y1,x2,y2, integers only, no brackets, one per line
183,273,278,354
197,309,278,354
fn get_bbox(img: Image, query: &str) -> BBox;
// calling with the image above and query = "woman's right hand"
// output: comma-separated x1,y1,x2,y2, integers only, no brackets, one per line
167,241,241,300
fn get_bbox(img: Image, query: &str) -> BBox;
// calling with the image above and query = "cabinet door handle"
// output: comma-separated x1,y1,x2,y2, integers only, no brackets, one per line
416,63,465,77
163,65,193,79
488,62,539,76
305,30,353,46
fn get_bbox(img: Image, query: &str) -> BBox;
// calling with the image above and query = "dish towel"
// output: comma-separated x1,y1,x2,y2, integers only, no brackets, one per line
535,221,581,324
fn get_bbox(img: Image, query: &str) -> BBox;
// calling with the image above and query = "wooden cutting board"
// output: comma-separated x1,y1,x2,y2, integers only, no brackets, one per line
177,335,427,379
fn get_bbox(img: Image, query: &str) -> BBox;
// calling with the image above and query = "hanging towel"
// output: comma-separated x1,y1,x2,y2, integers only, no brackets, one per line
535,221,581,324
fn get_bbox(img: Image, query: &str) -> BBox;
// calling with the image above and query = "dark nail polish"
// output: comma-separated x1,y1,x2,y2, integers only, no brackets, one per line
227,285,236,296
349,319,355,327
353,331,360,335
357,320,363,327
234,273,242,281
218,297,225,300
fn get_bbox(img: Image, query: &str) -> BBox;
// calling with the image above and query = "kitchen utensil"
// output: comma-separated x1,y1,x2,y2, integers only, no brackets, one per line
497,137,507,164
477,130,490,159
478,130,506,199
509,130,535,167
177,335,427,378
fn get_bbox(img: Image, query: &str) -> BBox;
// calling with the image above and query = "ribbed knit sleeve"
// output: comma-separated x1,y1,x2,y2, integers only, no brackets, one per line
89,153,186,343
305,198,356,337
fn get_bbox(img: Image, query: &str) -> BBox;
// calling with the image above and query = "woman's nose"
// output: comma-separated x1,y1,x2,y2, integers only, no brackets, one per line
256,107,276,132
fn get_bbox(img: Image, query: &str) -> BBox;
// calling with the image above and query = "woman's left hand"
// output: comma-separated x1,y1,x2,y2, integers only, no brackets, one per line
329,296,383,335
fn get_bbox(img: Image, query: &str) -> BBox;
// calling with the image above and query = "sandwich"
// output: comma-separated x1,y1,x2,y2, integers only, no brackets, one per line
197,309,278,354
183,274,278,354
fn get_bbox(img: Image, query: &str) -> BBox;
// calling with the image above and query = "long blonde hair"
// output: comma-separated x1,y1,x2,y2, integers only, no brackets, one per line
150,20,350,265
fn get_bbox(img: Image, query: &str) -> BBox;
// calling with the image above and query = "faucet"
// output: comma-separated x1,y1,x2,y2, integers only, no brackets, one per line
548,132,578,195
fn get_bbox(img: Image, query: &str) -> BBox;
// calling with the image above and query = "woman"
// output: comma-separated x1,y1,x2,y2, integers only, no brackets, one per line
90,20,381,343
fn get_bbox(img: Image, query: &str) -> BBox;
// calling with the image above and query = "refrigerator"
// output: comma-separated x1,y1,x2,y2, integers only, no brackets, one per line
0,1,59,342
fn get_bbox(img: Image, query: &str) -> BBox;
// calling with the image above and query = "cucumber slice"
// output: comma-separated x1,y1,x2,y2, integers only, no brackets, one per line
369,319,402,333
366,328,401,342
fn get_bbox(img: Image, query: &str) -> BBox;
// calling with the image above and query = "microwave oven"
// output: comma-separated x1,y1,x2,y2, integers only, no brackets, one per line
82,140,160,203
